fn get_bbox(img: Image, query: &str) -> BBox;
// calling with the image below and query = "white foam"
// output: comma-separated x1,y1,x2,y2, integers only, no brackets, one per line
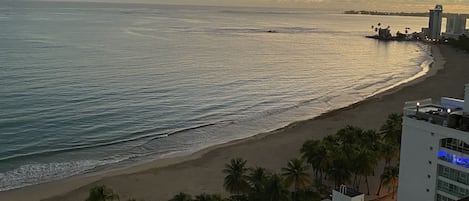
0,156,130,191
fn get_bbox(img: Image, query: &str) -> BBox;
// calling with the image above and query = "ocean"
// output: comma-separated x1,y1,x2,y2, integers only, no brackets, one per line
0,1,432,191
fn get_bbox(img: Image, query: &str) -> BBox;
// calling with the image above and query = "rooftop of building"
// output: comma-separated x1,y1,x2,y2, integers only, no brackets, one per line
403,97,469,132
334,186,363,198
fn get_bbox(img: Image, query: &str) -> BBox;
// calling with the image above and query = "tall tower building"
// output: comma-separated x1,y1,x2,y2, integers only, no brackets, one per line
429,4,443,40
446,14,466,34
444,14,467,39
397,84,469,201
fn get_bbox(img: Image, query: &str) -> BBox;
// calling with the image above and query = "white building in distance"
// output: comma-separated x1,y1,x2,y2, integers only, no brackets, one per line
398,84,469,201
429,4,443,40
443,14,467,39
332,185,364,201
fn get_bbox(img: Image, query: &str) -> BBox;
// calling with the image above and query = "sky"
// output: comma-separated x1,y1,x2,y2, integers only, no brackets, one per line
39,0,469,13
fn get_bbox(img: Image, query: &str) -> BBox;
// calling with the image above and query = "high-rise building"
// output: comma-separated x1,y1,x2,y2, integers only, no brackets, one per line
398,84,469,201
443,14,467,39
428,4,443,40
446,14,467,34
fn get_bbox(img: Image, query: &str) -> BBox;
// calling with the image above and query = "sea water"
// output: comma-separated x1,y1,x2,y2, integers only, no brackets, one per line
0,1,432,191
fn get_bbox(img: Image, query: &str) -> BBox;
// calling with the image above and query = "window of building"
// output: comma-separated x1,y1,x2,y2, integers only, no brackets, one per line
441,165,450,177
438,164,469,186
459,187,466,195
459,173,467,184
441,138,469,154
437,193,456,201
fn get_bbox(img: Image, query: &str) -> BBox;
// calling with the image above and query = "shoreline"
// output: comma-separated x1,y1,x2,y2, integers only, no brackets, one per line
2,44,465,201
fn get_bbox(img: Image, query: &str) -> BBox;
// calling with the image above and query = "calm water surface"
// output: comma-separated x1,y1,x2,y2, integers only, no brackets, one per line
0,1,431,191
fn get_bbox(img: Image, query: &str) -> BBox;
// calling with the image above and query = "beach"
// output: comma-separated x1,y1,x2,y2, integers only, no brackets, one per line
2,44,468,201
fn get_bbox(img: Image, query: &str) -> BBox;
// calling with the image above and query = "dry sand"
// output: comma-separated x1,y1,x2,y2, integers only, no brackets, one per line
1,44,468,201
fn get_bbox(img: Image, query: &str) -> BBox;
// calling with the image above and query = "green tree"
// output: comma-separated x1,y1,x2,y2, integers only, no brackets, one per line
380,113,403,145
281,158,311,201
352,147,378,195
317,136,337,183
327,151,352,188
264,174,290,201
85,185,119,201
381,166,399,199
376,142,399,195
223,158,250,195
248,167,269,191
194,193,224,201
300,139,324,182
169,192,192,201
336,125,364,145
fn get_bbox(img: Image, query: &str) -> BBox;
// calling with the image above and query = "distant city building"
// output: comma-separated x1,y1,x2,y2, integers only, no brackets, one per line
332,185,364,201
443,14,467,39
398,84,469,201
428,4,443,40
421,27,430,39
446,14,467,34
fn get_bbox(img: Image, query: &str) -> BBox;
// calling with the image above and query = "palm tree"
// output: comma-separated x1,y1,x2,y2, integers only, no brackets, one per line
246,167,269,201
264,173,290,201
320,135,338,181
353,147,378,195
301,139,325,182
336,125,364,145
248,167,269,192
282,158,311,201
405,27,410,34
194,193,224,201
85,185,119,201
169,192,192,201
327,151,352,188
381,166,399,199
223,158,250,195
380,113,403,145
376,142,400,195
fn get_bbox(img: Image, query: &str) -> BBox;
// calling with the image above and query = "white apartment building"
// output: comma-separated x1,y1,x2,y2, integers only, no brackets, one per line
398,84,469,201
443,14,467,39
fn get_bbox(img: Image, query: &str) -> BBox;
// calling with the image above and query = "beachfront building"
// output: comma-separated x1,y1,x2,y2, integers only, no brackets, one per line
443,14,467,39
428,4,443,40
331,185,364,201
398,84,469,201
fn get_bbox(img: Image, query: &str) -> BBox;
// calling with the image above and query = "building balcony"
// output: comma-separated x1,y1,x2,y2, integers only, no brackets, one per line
438,149,469,169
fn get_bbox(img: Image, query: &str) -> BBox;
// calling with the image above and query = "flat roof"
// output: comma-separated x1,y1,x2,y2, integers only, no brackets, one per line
334,186,363,197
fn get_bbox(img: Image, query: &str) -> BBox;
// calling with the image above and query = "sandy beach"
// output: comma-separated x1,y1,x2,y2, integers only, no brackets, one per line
2,44,468,201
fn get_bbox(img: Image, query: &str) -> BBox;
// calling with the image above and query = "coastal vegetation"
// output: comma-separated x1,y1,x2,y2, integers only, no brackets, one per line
84,114,403,201
448,35,469,52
